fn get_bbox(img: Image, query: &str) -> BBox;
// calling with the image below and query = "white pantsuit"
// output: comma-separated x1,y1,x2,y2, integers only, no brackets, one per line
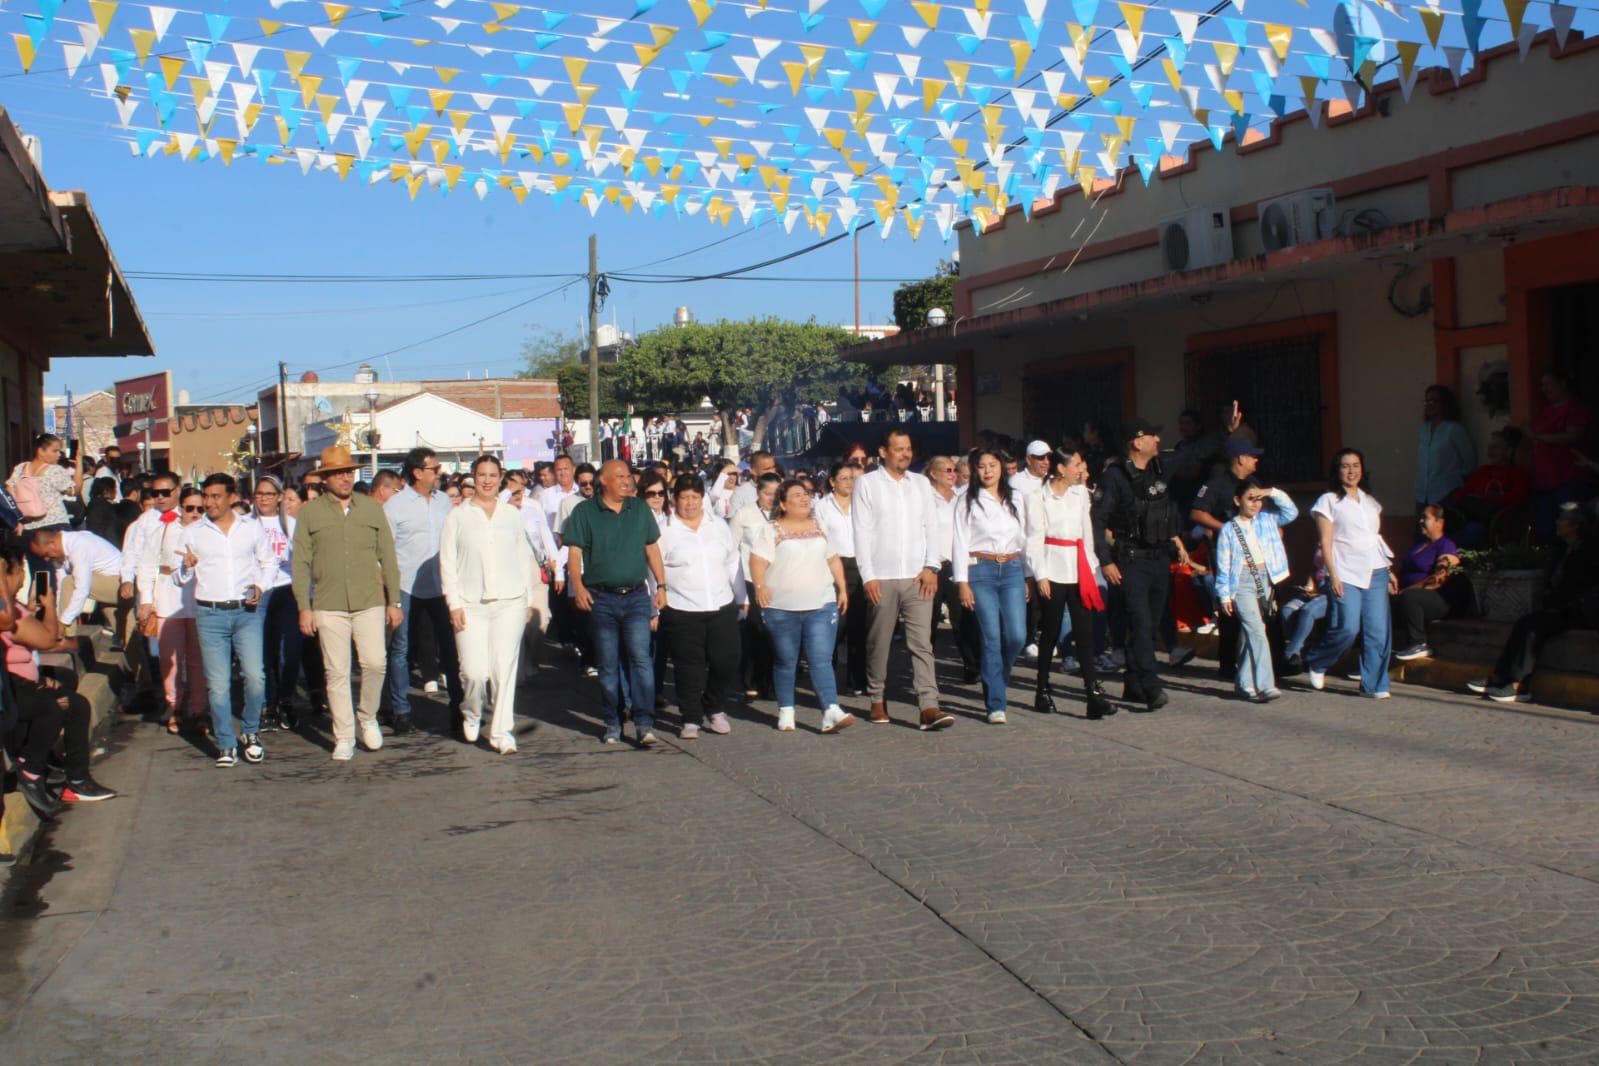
441,499,539,752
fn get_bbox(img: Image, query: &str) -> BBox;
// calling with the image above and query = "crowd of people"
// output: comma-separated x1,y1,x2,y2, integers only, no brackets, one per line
3,373,1596,833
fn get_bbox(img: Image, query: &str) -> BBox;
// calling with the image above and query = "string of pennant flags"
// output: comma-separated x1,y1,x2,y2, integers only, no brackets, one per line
5,0,1596,239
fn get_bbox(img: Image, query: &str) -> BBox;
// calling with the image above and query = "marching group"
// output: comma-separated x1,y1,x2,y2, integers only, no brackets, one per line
4,377,1597,829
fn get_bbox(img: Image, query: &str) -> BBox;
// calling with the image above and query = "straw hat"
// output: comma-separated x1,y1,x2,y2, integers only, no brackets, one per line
314,445,361,474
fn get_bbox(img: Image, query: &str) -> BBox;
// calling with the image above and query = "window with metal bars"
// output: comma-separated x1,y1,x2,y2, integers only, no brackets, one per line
1185,333,1326,485
1023,361,1127,451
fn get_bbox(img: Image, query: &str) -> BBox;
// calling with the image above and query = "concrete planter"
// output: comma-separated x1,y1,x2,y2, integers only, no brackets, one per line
1473,569,1544,621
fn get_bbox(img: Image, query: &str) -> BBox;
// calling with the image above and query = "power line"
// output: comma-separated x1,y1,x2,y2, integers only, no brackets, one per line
125,271,583,284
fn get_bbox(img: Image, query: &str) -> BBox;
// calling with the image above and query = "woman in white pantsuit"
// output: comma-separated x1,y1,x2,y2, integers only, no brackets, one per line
440,454,538,754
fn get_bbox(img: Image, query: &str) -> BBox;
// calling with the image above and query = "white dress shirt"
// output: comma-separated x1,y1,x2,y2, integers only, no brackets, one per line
929,488,958,565
175,516,278,603
951,491,1026,582
813,493,856,558
137,514,198,618
521,504,557,568
119,506,163,583
658,513,745,612
1311,489,1395,590
1024,483,1100,583
59,530,125,621
441,500,537,609
851,466,941,583
1009,469,1045,497
541,482,577,536
728,503,771,581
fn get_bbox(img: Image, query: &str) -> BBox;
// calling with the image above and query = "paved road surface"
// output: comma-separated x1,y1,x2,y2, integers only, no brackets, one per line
4,652,1598,1063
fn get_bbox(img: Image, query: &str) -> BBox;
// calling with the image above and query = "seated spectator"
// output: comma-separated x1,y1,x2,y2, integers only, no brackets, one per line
1447,429,1530,547
1467,503,1599,703
1392,505,1464,662
1279,550,1329,675
1,535,115,814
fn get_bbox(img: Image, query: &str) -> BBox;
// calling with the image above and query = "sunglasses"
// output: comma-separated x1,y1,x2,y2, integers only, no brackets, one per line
255,490,279,497
183,505,204,513
151,487,176,497
643,489,665,498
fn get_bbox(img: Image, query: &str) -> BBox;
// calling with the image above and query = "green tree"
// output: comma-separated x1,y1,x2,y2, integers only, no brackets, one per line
553,360,629,421
892,260,957,332
615,318,869,452
518,325,587,379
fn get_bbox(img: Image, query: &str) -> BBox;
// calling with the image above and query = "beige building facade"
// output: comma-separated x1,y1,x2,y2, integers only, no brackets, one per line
850,35,1599,528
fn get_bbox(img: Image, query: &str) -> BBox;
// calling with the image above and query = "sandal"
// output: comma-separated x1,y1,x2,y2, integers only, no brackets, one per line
166,716,180,735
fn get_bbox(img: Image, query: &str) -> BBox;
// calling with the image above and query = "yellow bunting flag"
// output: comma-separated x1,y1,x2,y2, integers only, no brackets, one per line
1212,41,1238,76
688,0,714,27
945,60,970,95
284,50,312,80
1118,2,1145,40
634,45,662,67
258,19,283,36
159,54,184,90
429,89,454,113
1264,23,1293,61
1222,89,1244,114
849,19,876,45
434,67,460,84
1299,76,1319,105
402,125,431,158
781,60,807,94
490,2,521,21
298,75,323,107
561,102,586,132
910,2,940,29
1396,39,1421,79
650,24,678,48
187,76,210,106
129,28,156,62
322,3,351,26
1161,59,1182,91
317,94,339,124
851,88,875,118
274,115,291,145
12,34,35,72
448,110,472,133
1503,0,1529,36
799,43,827,76
1085,75,1113,96
496,134,517,162
563,57,588,84
89,0,119,37
430,139,450,165
822,127,847,150
242,102,262,132
921,77,946,111
216,139,237,165
334,153,353,178
1010,39,1032,75
1419,8,1445,48
1067,24,1092,62
710,136,732,159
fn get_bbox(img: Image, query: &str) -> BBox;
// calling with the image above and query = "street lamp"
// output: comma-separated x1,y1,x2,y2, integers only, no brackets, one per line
247,423,258,493
364,386,380,477
926,308,948,421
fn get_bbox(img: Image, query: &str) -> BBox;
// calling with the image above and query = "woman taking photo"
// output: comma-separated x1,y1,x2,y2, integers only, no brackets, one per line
815,460,869,696
750,479,853,734
658,475,744,739
1305,448,1397,697
954,449,1028,725
732,472,780,701
440,454,538,754
1025,448,1113,719
137,486,208,735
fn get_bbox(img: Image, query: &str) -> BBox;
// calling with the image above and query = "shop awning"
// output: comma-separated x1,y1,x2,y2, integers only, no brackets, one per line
846,185,1599,367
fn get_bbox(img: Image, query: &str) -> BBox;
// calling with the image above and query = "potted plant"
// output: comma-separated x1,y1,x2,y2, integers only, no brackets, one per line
1455,544,1550,621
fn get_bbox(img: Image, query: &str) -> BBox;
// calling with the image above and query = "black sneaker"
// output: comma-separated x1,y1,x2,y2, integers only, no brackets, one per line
392,715,418,736
18,773,60,819
1145,690,1169,712
60,779,117,803
1485,682,1531,704
258,708,281,733
241,734,265,764
280,704,299,730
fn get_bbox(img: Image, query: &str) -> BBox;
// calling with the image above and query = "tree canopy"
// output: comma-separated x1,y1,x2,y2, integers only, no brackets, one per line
892,260,957,333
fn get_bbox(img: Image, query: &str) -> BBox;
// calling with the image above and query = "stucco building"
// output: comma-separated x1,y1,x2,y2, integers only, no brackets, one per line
850,35,1599,535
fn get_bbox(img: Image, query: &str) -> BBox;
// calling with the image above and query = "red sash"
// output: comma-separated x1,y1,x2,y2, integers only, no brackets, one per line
1043,537,1106,611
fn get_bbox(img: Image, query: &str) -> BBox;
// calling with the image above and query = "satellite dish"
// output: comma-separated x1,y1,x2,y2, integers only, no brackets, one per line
1261,202,1293,252
1161,222,1191,271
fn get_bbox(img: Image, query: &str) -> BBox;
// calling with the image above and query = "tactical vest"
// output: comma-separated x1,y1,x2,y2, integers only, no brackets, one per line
1106,458,1177,554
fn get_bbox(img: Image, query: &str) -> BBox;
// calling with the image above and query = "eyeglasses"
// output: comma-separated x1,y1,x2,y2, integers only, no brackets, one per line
183,505,204,513
255,490,279,498
577,481,595,490
643,489,666,498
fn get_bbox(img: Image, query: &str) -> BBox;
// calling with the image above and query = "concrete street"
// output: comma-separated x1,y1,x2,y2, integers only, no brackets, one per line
4,651,1598,1063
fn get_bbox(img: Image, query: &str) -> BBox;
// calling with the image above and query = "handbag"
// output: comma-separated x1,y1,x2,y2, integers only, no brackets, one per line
1231,518,1278,619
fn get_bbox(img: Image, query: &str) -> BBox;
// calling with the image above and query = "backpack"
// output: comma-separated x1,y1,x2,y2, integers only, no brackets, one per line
8,464,46,522
0,482,23,531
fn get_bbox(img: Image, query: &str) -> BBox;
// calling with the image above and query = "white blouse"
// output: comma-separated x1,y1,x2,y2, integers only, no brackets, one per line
441,500,537,609
136,516,198,619
813,493,856,558
1024,483,1100,584
930,489,958,565
752,520,838,612
658,514,745,613
257,512,296,589
1311,489,1395,590
729,503,771,582
951,491,1026,582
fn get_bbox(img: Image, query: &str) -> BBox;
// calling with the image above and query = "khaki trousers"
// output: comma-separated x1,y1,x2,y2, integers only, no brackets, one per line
865,576,940,708
58,570,121,632
316,606,388,745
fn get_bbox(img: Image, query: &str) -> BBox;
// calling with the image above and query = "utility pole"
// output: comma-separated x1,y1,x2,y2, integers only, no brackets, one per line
587,233,600,464
852,227,860,336
277,359,288,458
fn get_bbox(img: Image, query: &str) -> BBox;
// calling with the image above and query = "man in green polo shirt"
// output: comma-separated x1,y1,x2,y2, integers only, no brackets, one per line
564,460,667,746
292,445,404,762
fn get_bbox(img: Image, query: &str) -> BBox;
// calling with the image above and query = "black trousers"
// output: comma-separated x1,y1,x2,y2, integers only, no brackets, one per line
11,678,90,780
1119,555,1170,699
936,561,981,675
834,557,870,691
1494,606,1588,685
662,602,740,726
407,594,465,707
1035,585,1101,697
739,596,774,697
1216,610,1240,676
1393,587,1450,651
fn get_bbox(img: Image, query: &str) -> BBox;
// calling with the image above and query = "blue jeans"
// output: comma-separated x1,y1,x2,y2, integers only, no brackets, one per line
764,603,840,710
1306,568,1392,695
590,587,655,735
1280,594,1328,658
195,603,266,753
1233,591,1274,695
967,557,1027,712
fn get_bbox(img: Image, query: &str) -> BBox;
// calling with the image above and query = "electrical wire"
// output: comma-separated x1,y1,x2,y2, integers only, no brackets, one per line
125,271,583,284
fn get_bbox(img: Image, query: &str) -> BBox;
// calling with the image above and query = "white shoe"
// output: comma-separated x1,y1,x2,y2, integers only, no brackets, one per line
1370,691,1392,700
462,717,481,743
1023,643,1039,661
820,706,854,734
776,707,796,732
1307,669,1325,691
332,739,356,761
493,736,517,754
423,680,440,694
359,721,383,752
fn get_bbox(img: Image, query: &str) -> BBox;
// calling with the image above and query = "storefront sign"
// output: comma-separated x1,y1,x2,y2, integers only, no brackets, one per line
114,371,172,449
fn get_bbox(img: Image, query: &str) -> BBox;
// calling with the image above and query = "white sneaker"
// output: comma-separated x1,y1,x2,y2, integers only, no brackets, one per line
332,739,356,761
776,707,796,732
820,706,854,734
494,736,517,754
1308,669,1325,691
359,721,383,752
1023,643,1039,661
462,717,481,743
1370,691,1392,700
423,680,440,694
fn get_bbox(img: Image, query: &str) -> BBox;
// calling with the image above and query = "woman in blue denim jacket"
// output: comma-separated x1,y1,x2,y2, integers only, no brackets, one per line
1215,477,1299,701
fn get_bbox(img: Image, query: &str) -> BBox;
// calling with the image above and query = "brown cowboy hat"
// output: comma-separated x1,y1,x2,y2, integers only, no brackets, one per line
314,445,361,474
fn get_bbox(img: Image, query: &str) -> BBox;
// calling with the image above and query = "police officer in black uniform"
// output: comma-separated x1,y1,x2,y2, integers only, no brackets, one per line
1092,418,1190,711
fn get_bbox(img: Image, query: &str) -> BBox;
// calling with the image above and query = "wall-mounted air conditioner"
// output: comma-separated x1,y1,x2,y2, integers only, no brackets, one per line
1259,188,1338,251
1159,207,1234,272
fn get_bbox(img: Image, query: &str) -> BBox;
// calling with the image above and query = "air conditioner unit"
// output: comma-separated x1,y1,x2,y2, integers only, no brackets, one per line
1159,208,1234,273
1259,188,1337,251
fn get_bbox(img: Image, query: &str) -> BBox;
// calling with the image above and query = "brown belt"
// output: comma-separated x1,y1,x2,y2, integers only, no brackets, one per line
159,566,174,575
969,551,1022,563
